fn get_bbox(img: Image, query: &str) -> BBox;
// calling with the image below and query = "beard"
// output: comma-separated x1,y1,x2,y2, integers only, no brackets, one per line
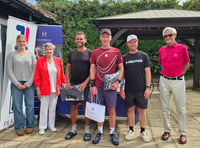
76,42,84,48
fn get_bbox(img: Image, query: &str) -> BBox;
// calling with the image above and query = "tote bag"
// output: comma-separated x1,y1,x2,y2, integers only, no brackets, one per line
85,95,105,122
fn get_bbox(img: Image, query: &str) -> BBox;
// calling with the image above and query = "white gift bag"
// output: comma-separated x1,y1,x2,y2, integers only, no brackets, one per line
85,93,105,122
85,101,105,122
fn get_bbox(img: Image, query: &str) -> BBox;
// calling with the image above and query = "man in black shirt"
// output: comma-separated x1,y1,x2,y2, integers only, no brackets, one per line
120,34,151,142
65,31,92,141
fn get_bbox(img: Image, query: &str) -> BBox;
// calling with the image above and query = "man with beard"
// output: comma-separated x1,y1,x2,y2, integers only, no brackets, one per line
65,31,92,141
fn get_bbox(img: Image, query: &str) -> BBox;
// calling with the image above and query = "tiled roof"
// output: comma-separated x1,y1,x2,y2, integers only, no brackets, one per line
20,0,57,21
96,9,200,20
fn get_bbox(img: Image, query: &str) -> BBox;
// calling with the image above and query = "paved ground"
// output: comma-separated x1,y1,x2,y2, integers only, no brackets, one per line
0,87,200,148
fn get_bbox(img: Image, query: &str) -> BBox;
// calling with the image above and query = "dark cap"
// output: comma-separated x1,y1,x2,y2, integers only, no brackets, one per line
100,28,112,35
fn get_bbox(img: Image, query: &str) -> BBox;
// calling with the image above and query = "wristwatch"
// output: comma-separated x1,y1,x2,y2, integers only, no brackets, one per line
146,86,151,88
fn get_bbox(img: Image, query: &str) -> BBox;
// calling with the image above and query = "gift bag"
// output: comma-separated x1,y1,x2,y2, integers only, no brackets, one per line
85,95,105,122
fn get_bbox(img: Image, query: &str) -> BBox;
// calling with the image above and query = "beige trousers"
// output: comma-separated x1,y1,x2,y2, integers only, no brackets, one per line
159,76,186,135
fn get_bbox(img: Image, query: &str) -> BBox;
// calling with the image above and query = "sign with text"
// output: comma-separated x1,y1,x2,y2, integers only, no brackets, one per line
0,16,37,130
35,25,63,59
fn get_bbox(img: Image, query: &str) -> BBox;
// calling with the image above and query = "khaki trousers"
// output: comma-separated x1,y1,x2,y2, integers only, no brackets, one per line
159,76,186,135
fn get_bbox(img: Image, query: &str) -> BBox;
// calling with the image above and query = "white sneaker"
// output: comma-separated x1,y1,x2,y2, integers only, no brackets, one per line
140,131,150,142
39,129,45,135
125,130,135,140
50,127,57,132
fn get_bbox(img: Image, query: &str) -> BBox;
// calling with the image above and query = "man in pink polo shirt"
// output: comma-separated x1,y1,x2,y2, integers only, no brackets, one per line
159,27,190,144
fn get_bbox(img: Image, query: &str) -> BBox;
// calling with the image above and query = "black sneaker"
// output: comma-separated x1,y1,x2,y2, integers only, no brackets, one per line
109,133,119,145
83,133,91,141
65,132,77,140
92,133,104,144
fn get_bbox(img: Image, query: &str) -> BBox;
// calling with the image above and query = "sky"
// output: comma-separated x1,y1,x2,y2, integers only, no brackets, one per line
26,0,37,5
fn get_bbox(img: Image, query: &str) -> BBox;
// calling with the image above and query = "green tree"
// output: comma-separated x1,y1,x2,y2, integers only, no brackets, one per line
182,0,200,10
36,0,194,76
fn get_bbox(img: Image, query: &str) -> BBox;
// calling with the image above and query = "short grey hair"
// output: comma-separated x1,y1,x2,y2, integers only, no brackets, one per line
162,27,177,36
44,42,56,50
35,47,41,51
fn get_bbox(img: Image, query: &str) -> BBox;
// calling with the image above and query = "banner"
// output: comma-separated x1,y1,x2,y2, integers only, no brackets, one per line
0,16,37,130
35,25,63,59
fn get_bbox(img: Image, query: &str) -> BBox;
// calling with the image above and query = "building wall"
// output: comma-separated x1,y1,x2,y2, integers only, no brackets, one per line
0,17,7,101
0,17,7,26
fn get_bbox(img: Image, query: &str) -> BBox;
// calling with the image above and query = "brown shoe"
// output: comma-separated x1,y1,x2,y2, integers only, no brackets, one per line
161,132,170,141
179,135,187,144
26,128,33,134
16,130,24,136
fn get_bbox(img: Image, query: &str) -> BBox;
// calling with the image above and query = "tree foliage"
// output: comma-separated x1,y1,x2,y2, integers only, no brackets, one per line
36,0,194,76
182,0,200,10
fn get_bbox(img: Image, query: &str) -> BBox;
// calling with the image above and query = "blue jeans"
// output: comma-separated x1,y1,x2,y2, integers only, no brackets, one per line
11,82,35,130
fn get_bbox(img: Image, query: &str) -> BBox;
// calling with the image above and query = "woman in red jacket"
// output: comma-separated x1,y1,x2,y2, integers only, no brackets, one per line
34,42,66,135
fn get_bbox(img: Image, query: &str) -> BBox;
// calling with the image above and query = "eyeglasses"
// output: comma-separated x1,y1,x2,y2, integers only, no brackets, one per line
163,33,174,38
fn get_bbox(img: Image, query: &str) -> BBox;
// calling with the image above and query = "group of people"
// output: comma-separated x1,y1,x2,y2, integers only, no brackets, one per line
6,26,189,145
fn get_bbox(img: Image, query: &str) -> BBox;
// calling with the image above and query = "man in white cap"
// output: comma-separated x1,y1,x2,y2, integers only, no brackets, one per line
120,34,151,142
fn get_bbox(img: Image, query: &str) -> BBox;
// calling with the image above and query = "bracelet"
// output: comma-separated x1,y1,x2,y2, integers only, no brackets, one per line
116,79,121,83
90,80,95,87
146,86,151,88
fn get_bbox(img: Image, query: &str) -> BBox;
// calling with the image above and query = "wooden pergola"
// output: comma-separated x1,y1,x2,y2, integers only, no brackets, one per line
92,9,200,89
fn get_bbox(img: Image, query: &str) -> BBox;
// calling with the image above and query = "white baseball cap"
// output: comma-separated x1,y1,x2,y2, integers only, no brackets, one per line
127,34,138,42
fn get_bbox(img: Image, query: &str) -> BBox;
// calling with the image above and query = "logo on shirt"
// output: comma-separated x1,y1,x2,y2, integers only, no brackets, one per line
125,59,143,64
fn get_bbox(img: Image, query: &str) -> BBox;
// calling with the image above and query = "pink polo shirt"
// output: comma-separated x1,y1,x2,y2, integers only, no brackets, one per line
159,42,190,77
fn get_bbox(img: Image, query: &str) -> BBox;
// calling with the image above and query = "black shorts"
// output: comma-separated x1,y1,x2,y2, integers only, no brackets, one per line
70,85,89,105
125,91,148,109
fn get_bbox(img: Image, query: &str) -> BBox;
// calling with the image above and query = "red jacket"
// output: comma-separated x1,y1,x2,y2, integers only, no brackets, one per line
34,56,66,96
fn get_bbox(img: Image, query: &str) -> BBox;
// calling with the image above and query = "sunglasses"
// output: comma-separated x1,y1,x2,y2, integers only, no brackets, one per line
163,33,174,38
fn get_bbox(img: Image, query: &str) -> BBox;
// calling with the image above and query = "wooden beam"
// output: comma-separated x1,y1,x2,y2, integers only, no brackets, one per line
114,40,126,49
111,29,128,45
96,19,200,28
